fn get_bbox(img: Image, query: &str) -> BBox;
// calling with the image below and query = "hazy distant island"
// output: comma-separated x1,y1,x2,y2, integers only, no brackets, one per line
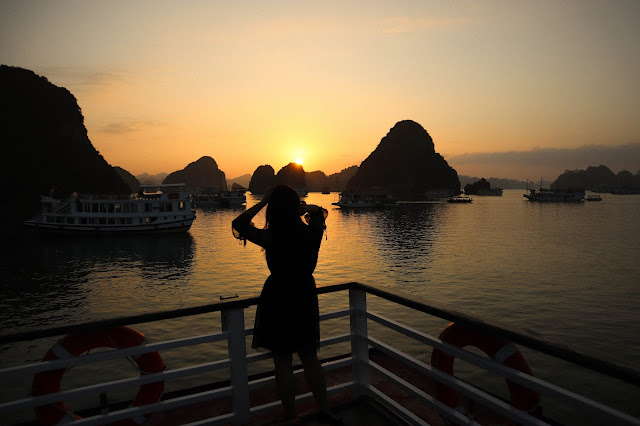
551,165,640,193
458,176,543,190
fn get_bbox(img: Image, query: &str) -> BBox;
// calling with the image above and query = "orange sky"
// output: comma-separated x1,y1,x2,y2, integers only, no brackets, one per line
1,1,638,180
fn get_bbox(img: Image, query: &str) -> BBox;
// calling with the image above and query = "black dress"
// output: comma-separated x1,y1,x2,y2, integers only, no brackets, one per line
232,209,326,354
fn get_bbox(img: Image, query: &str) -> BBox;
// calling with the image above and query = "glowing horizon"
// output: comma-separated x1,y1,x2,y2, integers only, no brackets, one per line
1,1,638,181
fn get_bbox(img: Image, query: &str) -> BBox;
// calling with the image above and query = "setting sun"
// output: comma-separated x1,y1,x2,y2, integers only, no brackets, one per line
295,158,303,166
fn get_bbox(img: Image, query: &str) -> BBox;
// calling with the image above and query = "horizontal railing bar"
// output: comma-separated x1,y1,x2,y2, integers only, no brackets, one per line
0,282,357,345
182,412,236,426
0,359,231,413
245,356,354,397
356,282,640,386
319,308,351,322
70,386,234,425
367,311,640,425
247,382,355,419
367,311,556,392
0,298,253,345
369,357,487,426
319,333,351,348
369,359,472,425
318,282,358,295
367,385,447,426
244,335,351,368
368,339,548,426
0,332,227,378
246,351,274,365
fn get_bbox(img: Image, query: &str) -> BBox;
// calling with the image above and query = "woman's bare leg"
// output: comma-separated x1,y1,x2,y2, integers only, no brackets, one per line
298,348,329,412
273,351,296,419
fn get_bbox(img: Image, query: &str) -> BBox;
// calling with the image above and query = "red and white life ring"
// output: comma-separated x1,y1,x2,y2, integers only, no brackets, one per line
32,326,164,426
430,322,541,416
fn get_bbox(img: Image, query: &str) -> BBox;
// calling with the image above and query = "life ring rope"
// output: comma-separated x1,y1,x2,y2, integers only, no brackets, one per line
492,342,518,364
104,329,150,373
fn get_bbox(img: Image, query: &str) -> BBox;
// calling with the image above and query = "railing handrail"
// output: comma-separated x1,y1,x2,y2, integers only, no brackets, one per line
0,282,355,346
356,282,640,387
1,280,638,388
1,281,638,425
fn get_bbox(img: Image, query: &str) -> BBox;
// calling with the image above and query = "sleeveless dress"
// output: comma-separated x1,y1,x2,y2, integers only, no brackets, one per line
232,209,326,354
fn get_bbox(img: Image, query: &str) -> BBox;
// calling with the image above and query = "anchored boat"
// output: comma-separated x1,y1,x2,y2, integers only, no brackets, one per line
447,196,473,203
523,188,585,202
192,189,247,208
332,191,396,208
23,184,196,234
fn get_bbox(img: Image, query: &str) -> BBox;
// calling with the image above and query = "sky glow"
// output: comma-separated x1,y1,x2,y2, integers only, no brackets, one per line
1,0,638,180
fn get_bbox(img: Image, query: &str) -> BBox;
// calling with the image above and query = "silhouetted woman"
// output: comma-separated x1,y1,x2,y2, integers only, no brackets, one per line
232,185,339,424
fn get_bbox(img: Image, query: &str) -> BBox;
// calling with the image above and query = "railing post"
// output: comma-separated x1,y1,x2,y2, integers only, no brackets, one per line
349,287,370,394
222,307,249,424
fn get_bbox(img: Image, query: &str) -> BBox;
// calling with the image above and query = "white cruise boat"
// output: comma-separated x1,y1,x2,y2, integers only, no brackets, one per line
24,184,196,234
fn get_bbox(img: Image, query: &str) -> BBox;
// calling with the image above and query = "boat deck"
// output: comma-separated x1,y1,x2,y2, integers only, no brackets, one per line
147,349,439,426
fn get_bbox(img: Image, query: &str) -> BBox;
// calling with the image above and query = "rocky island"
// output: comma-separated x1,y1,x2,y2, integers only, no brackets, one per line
346,120,460,200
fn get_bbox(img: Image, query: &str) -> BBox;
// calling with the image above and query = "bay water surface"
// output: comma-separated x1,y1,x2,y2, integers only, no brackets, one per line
1,190,639,424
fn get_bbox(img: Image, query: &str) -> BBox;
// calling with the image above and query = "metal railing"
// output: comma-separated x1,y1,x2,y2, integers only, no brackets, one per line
0,282,639,425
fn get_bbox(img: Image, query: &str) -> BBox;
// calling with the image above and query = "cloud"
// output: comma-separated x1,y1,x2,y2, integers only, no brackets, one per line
35,66,131,91
100,120,162,134
447,144,640,173
383,16,470,34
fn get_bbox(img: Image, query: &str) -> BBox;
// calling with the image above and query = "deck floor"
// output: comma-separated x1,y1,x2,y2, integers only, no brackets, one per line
290,397,409,426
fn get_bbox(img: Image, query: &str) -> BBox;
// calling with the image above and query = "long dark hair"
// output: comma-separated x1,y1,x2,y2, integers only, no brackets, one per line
265,185,301,230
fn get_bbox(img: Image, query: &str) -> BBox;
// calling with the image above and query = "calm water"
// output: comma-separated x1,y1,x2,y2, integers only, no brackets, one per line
2,190,639,423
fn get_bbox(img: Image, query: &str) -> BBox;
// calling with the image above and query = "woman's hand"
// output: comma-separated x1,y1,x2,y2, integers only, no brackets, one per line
299,202,321,214
262,186,276,204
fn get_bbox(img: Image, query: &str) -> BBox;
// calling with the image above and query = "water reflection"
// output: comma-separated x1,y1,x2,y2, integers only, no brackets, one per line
0,233,195,331
370,203,445,284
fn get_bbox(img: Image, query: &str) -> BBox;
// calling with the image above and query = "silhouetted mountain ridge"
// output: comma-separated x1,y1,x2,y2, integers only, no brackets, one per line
0,65,130,227
248,164,358,194
114,167,141,192
163,156,227,191
347,120,460,198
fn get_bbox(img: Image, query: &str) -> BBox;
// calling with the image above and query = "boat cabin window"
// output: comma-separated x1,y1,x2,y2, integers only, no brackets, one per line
179,201,185,210
145,203,152,213
114,203,121,213
92,203,99,213
108,203,115,213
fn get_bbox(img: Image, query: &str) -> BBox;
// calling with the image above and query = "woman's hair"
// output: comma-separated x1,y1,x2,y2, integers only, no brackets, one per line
265,185,301,230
